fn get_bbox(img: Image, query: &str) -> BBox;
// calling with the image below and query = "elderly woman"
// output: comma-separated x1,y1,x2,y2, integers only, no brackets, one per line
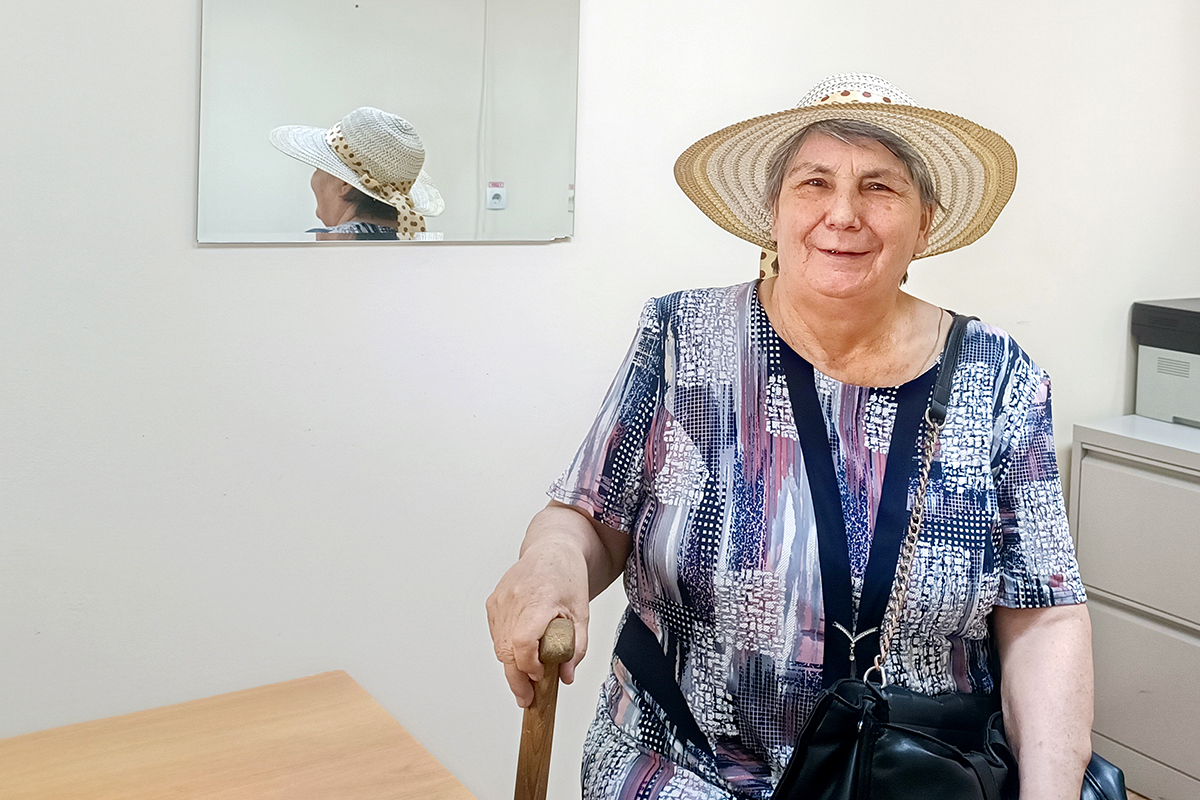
270,106,443,240
487,74,1093,799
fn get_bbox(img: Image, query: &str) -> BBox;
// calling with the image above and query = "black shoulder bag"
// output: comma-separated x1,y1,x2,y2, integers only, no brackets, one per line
771,314,1127,800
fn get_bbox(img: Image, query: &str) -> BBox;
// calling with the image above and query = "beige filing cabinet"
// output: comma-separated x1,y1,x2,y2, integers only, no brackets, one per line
1068,416,1200,800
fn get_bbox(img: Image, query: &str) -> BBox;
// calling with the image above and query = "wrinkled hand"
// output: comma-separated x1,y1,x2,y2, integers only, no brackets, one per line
487,539,589,708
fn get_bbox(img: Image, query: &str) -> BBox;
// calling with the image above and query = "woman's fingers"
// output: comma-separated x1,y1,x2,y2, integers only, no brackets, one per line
559,616,589,685
503,660,536,709
490,596,589,697
510,610,555,681
488,578,577,698
496,609,588,706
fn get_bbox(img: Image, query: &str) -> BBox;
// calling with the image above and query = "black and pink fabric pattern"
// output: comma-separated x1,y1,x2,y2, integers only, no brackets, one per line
551,281,1085,799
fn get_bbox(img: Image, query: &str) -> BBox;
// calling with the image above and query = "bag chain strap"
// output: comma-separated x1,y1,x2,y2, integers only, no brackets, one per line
867,407,943,685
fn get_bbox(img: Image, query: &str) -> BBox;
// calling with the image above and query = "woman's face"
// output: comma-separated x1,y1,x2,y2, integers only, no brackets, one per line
770,134,933,302
310,169,350,226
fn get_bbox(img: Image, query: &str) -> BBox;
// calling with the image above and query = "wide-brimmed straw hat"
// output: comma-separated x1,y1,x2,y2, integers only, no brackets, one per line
270,107,444,218
674,73,1017,258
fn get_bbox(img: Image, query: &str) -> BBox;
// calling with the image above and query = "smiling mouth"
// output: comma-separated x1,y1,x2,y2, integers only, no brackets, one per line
821,248,865,256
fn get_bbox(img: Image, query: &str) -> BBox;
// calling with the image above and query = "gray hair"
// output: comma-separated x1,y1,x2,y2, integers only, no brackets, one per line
763,119,941,216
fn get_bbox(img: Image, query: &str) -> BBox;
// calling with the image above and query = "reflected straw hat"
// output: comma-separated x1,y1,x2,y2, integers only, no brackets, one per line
270,107,444,219
674,73,1017,258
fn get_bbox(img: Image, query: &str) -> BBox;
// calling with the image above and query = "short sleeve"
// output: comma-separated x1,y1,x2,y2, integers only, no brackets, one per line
993,366,1088,608
548,298,665,532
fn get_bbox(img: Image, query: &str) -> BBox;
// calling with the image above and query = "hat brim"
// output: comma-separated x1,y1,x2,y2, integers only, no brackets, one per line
674,103,1016,258
269,125,444,217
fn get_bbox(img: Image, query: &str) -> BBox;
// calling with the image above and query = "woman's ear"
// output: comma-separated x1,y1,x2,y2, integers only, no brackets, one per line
337,180,353,198
913,203,935,256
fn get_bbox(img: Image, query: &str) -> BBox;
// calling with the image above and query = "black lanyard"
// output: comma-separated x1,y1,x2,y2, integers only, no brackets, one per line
779,346,939,685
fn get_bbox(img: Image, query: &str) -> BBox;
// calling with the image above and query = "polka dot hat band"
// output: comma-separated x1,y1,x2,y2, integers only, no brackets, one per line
325,123,426,237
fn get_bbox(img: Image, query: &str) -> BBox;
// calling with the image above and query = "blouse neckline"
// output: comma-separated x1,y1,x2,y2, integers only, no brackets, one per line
751,279,944,390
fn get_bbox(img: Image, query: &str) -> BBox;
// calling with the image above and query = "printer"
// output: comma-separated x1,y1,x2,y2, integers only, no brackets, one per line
1132,297,1200,427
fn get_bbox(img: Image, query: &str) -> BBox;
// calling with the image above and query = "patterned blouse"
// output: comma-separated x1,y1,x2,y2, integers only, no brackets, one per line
307,222,400,240
549,281,1086,800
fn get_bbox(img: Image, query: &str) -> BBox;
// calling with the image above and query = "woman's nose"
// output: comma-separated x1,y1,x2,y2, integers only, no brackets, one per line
824,188,861,229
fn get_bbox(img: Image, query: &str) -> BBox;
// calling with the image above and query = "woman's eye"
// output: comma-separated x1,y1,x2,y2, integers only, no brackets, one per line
866,182,893,192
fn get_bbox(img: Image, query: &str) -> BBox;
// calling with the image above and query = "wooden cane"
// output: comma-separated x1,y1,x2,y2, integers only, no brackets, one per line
513,617,576,800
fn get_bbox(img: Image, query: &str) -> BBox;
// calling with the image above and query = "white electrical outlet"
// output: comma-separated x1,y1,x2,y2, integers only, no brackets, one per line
486,185,507,210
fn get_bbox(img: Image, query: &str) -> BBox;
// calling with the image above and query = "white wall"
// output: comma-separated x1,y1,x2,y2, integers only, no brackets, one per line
1,1,1197,799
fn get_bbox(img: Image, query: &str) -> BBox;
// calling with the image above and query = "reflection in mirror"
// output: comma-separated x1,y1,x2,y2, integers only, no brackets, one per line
197,0,579,243
270,107,444,241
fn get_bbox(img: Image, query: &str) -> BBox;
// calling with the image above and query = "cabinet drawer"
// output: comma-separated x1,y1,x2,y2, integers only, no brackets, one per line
1091,598,1200,779
1075,449,1200,623
1093,732,1200,800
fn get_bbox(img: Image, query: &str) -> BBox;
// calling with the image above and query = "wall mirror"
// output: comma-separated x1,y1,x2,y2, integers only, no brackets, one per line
197,0,579,243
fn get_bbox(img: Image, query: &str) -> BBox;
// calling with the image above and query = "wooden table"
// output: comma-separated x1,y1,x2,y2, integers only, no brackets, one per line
0,671,477,799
